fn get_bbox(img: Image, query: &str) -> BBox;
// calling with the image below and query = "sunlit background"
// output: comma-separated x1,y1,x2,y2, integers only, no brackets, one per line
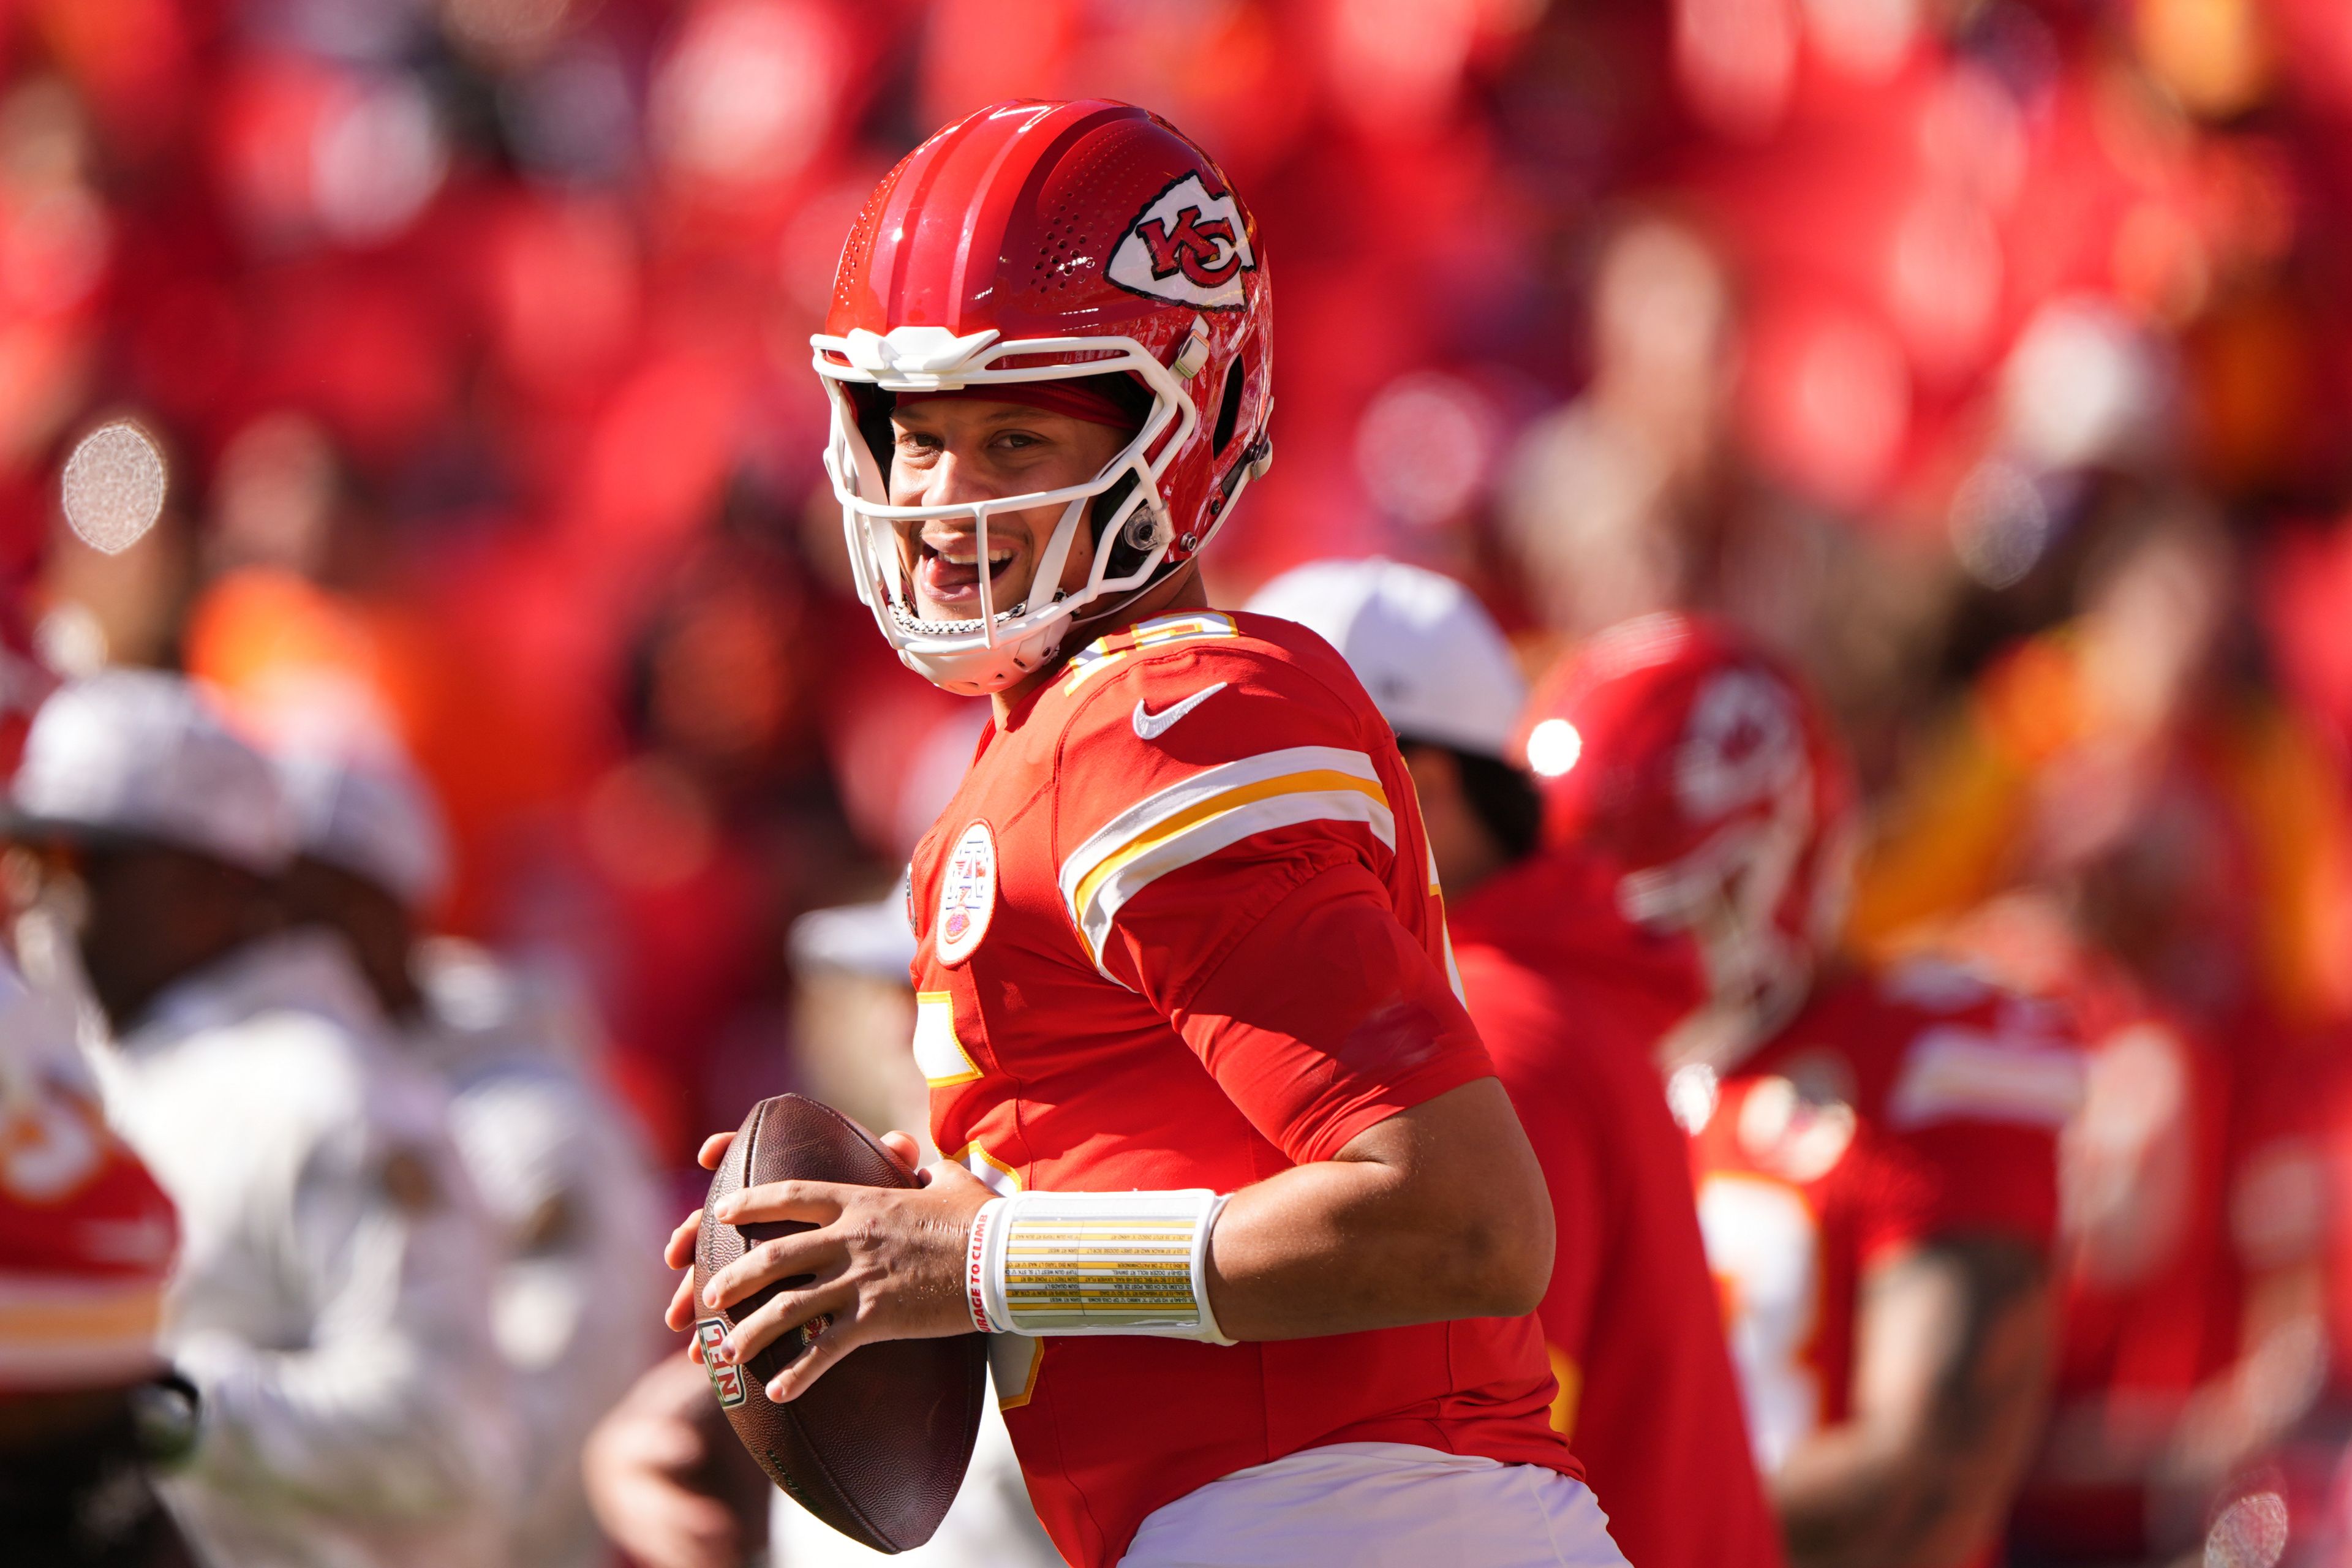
13,2,2352,1557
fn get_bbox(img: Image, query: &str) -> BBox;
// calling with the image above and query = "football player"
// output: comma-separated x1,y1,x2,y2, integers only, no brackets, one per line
665,100,1619,1568
1246,559,1785,1568
1525,614,2083,1568
1890,894,2249,1565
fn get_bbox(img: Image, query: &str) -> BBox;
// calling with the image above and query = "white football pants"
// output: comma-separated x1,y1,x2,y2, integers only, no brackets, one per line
1119,1441,1632,1568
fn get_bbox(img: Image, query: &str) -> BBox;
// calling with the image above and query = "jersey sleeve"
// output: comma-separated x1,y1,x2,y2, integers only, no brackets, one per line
1052,643,1493,1166
1853,1017,2082,1264
1168,861,1496,1164
1853,1123,2064,1267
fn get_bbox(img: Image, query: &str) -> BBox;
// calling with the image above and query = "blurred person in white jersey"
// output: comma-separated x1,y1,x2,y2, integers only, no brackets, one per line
584,889,1061,1568
2,669,514,1568
265,725,669,1568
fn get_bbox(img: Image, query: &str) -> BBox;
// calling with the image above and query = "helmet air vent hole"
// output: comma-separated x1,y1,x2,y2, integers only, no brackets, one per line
1211,358,1245,456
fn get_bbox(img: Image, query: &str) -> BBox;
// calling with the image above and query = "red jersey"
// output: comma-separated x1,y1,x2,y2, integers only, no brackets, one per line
907,609,1575,1568
2019,1022,2241,1555
1851,902,2263,1561
1451,851,1785,1568
0,956,178,1391
1687,961,2081,1562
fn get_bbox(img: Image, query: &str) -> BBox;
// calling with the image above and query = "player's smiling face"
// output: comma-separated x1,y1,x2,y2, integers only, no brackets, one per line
888,398,1130,624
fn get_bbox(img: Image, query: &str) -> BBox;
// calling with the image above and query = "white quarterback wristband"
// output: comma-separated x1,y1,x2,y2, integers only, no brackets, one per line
963,1189,1234,1344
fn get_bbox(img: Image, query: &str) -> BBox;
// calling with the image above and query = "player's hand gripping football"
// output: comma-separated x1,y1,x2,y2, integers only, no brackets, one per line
663,1129,995,1403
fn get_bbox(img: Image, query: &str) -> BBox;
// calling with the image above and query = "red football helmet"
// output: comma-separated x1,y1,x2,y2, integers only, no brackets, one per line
1521,612,1858,1067
813,99,1275,695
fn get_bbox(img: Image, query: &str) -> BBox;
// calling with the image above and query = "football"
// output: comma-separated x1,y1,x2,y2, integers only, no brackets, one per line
692,1093,989,1552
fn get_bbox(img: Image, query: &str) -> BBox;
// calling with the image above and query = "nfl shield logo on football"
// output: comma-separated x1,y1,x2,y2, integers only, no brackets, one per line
937,821,998,967
695,1319,747,1408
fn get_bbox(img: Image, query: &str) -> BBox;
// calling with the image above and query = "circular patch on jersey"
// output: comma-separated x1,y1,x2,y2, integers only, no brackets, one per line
935,821,998,967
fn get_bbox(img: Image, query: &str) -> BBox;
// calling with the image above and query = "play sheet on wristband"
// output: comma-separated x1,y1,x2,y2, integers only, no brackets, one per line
983,1190,1221,1335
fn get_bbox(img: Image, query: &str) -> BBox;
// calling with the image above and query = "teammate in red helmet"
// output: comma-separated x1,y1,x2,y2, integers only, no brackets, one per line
665,100,1618,1568
1526,613,2084,1568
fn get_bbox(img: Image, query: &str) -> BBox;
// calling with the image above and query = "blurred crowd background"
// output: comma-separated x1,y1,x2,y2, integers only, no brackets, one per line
11,0,2352,1564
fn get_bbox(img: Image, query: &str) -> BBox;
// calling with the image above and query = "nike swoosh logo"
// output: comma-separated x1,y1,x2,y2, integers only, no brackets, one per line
1132,682,1228,741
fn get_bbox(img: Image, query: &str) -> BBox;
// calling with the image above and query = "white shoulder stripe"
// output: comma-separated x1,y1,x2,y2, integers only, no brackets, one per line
1426,840,1464,1001
1887,1027,2085,1131
1059,745,1393,972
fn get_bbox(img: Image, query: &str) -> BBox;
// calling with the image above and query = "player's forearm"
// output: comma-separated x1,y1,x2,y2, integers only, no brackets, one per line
1774,1421,1981,1568
1776,1427,2037,1568
1203,1077,1554,1340
1776,1240,2055,1568
1771,1423,1904,1568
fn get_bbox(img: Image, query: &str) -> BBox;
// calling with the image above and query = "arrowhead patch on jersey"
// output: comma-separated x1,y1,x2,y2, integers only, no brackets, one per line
937,821,998,967
1107,173,1256,310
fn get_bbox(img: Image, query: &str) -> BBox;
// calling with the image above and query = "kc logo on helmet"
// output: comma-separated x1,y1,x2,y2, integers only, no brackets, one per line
1109,173,1257,311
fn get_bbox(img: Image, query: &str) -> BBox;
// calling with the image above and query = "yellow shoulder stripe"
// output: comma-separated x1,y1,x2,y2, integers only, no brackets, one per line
1057,745,1393,973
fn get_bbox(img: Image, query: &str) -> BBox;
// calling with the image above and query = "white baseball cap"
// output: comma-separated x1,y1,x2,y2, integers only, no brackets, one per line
1246,557,1527,761
9,669,296,874
273,744,451,911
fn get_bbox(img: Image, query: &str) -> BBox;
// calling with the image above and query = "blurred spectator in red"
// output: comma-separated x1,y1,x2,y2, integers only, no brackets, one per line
1855,496,2352,1046
1854,491,2352,1560
566,503,872,1158
1499,214,1738,647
